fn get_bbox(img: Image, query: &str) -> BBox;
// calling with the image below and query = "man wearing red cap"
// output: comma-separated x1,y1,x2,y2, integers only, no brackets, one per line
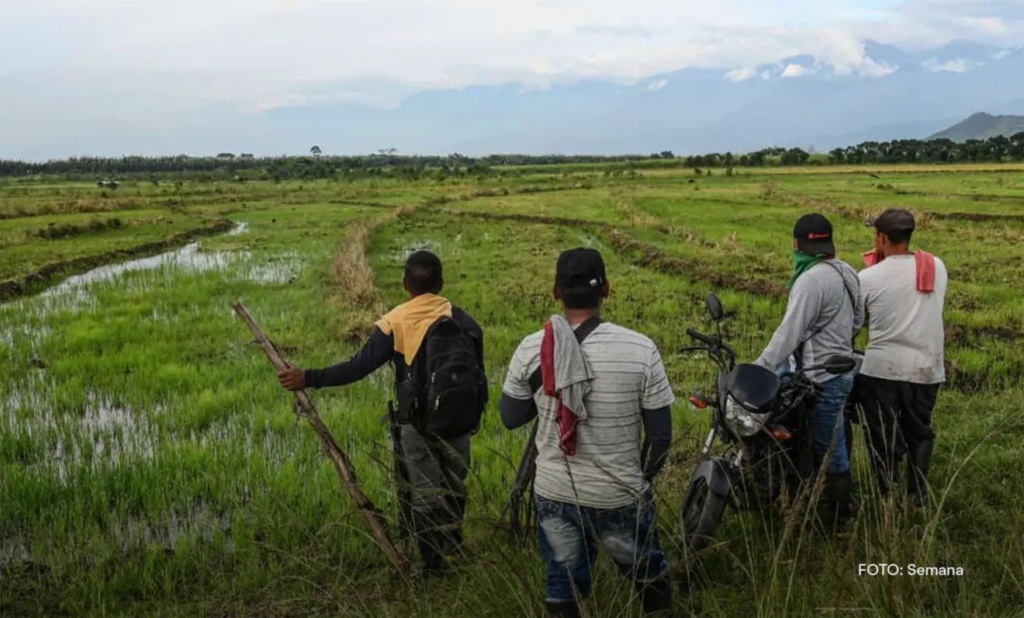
859,209,947,505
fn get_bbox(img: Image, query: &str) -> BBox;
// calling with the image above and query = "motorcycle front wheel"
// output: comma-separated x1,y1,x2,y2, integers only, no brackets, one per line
679,475,728,560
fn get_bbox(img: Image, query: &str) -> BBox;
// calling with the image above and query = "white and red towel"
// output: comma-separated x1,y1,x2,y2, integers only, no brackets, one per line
863,249,937,293
540,315,594,456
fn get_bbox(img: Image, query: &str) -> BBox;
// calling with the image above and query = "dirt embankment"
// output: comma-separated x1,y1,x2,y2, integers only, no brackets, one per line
29,217,125,240
768,186,1024,228
329,182,598,213
602,228,788,297
930,212,1024,223
0,219,235,302
438,208,602,229
330,204,420,340
432,207,787,297
416,205,1024,392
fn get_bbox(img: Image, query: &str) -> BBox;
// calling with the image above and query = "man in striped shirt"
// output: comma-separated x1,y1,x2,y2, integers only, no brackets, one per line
500,248,676,618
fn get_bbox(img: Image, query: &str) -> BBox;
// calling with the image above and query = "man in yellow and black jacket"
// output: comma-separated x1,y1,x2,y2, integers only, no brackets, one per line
278,250,486,573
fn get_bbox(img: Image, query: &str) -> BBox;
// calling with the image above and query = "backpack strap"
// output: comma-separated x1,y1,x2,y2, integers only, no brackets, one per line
527,316,602,393
794,261,857,370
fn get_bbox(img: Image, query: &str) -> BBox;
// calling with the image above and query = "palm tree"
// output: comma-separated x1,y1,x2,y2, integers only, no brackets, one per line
310,145,322,157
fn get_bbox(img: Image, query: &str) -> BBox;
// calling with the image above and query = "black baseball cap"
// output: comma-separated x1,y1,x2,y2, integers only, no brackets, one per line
793,214,835,255
555,248,606,292
867,208,916,235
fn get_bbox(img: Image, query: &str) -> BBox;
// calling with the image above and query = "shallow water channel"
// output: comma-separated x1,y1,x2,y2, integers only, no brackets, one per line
0,221,276,566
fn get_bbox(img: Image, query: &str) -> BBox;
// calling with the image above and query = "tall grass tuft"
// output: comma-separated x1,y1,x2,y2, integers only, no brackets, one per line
331,206,418,337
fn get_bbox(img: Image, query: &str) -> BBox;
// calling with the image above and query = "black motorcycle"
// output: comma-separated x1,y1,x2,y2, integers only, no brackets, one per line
678,293,855,557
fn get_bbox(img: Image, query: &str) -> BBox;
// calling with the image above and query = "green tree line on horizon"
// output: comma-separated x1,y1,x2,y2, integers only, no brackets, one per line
2,133,1024,180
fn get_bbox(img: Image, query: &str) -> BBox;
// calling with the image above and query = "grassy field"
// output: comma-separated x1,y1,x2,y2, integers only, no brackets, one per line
1,166,1023,617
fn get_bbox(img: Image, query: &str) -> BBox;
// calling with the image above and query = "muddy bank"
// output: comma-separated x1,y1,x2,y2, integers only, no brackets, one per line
930,212,1024,223
329,199,400,210
28,217,125,240
433,207,787,296
0,188,290,221
604,228,788,297
439,207,604,229
0,219,235,302
774,188,1024,228
424,207,1024,393
328,182,596,214
944,364,1024,394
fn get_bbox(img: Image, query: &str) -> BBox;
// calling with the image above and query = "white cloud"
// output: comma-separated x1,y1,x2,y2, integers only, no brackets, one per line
813,34,899,77
0,0,929,89
725,67,758,82
577,24,662,38
923,57,972,72
645,79,669,91
1,0,1022,157
781,63,808,78
955,15,1010,34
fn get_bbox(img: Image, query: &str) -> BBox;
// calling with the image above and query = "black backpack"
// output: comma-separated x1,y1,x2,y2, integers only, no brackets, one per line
404,311,487,439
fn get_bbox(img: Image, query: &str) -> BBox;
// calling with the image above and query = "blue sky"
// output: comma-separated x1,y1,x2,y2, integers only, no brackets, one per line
1,0,1022,158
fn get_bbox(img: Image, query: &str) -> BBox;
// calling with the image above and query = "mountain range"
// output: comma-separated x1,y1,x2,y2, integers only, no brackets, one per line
931,112,1024,141
247,40,1024,156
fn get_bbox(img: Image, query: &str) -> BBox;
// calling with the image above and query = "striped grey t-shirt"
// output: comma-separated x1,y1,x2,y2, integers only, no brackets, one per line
503,322,675,509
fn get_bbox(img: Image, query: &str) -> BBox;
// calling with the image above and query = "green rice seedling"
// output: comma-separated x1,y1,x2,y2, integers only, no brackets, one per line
1,167,1022,616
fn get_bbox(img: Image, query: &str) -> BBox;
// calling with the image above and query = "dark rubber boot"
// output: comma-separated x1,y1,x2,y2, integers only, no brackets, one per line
873,460,898,497
546,601,581,618
637,579,674,615
824,471,855,534
448,496,467,554
907,440,934,506
413,509,450,576
416,530,448,576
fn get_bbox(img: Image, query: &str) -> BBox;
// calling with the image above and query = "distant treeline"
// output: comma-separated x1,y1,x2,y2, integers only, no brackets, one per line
2,134,1024,180
678,135,1024,169
0,152,676,180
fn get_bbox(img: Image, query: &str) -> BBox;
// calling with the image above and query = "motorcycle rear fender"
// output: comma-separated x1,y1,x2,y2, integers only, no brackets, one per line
692,458,732,498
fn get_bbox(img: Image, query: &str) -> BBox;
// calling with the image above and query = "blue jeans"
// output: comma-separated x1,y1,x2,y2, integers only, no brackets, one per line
537,492,669,604
810,372,855,475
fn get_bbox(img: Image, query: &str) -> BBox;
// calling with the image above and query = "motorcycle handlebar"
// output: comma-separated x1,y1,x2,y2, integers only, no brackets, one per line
686,328,716,347
719,341,738,360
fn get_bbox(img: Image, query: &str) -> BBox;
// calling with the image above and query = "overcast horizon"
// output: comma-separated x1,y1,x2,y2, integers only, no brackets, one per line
3,0,1024,159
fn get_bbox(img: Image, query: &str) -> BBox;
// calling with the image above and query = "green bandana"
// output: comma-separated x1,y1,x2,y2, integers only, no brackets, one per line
789,250,826,289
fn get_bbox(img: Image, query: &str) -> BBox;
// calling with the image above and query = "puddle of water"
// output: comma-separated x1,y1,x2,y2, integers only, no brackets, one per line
2,222,249,316
1,502,235,567
112,501,234,553
227,221,249,236
3,380,159,479
389,239,444,263
42,238,236,298
239,251,304,285
0,535,31,568
579,234,608,251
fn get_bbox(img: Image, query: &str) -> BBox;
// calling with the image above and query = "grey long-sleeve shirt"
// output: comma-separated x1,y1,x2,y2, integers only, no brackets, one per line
756,259,864,383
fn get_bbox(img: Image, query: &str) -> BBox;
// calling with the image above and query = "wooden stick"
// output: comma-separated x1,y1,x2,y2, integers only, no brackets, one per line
505,421,538,543
232,302,410,580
